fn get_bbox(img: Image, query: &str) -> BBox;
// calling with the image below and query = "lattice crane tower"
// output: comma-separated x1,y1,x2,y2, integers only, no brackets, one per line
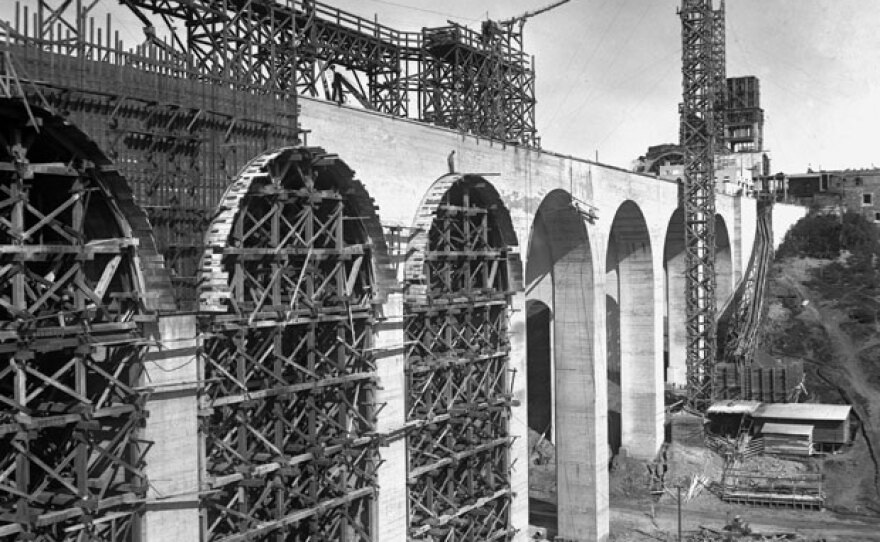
679,0,727,410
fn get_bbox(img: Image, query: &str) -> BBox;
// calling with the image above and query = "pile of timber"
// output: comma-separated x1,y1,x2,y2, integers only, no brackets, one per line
761,423,813,456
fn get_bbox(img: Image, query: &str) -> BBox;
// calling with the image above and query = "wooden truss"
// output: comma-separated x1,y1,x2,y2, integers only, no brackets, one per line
404,176,515,541
420,24,538,146
198,147,380,541
0,103,150,540
16,0,537,143
4,0,541,300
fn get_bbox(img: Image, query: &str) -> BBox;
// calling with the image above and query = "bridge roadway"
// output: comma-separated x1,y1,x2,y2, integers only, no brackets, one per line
0,40,806,542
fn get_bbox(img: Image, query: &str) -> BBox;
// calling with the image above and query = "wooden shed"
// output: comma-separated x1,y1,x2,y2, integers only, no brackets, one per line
706,400,761,435
753,403,852,452
760,422,813,456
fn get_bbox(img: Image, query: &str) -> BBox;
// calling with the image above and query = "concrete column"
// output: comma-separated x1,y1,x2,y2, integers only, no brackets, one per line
526,239,556,444
374,292,408,542
555,251,608,542
667,252,687,387
141,315,200,542
509,288,530,542
619,241,662,460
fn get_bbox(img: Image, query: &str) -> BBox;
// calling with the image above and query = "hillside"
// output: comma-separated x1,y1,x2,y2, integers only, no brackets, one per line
761,211,880,514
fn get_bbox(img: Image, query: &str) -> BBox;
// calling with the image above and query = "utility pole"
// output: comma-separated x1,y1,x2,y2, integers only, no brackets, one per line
678,0,726,410
677,484,683,541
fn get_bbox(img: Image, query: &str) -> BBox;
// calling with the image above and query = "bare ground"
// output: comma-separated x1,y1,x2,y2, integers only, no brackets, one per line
767,257,880,513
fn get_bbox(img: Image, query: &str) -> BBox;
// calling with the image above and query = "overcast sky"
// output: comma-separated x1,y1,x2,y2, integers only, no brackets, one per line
5,0,879,173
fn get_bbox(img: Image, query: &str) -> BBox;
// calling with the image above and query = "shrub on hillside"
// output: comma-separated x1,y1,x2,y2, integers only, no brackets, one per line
777,211,879,260
841,211,880,258
777,213,842,259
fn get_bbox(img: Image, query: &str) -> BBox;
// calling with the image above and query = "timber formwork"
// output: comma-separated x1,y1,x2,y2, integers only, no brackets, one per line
404,175,517,541
713,362,805,403
720,470,824,509
420,24,538,145
197,147,388,541
0,2,533,540
0,100,174,539
679,0,724,410
13,0,537,146
1,0,538,305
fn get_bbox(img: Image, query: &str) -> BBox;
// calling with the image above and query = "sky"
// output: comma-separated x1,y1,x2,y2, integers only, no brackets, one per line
4,0,880,173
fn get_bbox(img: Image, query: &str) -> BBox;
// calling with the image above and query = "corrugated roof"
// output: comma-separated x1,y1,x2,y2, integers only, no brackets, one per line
707,400,762,415
753,403,852,421
761,422,814,436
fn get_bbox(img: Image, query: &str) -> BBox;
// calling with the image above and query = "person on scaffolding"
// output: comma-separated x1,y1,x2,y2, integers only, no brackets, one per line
330,65,345,105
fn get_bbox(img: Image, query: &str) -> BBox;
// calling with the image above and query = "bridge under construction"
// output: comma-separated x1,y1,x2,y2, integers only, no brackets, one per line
0,1,808,541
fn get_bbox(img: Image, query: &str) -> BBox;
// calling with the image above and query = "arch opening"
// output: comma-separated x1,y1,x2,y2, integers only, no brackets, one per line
0,101,157,539
526,189,607,540
198,147,388,541
606,200,660,460
403,174,519,540
663,207,686,388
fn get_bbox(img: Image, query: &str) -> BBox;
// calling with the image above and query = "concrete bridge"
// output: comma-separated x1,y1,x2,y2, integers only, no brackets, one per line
0,12,805,542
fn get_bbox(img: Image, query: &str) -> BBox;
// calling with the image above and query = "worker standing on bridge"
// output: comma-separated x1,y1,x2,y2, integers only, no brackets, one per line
330,65,345,105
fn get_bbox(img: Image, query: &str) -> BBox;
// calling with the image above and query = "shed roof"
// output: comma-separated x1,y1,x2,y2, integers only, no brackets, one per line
760,422,814,436
753,403,851,422
707,400,762,415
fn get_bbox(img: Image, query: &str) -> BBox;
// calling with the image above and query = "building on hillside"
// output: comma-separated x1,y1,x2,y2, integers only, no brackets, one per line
707,401,853,455
752,402,853,454
632,143,767,195
633,76,769,194
632,143,684,179
715,151,768,195
782,168,880,223
725,76,764,153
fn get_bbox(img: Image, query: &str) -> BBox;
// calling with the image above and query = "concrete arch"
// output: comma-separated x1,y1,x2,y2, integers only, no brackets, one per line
197,146,393,540
405,174,519,298
403,173,522,539
526,189,608,541
606,199,661,460
0,100,176,310
0,100,174,538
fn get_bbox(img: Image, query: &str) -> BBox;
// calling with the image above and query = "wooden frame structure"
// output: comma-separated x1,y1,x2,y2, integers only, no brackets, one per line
679,0,725,410
197,147,384,541
720,469,824,509
420,24,538,145
0,100,169,540
1,0,539,308
0,2,537,539
404,175,518,540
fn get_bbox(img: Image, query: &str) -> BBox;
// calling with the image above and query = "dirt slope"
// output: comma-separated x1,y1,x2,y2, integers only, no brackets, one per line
765,256,880,514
